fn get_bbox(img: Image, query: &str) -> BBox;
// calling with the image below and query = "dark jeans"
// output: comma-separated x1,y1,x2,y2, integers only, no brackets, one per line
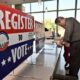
69,41,80,78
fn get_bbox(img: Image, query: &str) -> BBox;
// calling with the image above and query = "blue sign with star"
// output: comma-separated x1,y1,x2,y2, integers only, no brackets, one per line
0,38,34,79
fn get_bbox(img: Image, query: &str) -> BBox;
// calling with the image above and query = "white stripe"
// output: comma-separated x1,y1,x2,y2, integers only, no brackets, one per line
8,32,34,46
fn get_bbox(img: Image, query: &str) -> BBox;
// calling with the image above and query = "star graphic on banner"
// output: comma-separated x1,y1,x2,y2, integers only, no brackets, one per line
7,56,11,63
29,46,30,49
1,59,6,66
30,46,31,49
28,47,30,50
31,46,33,48
30,46,32,49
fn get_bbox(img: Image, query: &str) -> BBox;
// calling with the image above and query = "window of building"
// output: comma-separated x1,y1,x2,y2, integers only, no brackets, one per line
58,10,75,18
44,12,57,22
44,12,56,32
76,10,80,22
31,2,43,12
59,0,75,10
31,13,43,23
22,3,30,13
44,0,57,11
77,0,80,8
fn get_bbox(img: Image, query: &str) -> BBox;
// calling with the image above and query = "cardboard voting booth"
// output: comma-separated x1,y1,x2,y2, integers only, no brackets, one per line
35,21,45,53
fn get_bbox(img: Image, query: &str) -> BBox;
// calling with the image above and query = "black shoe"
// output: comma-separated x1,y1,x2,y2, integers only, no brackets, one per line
64,63,70,70
66,74,78,80
53,74,78,80
65,66,70,70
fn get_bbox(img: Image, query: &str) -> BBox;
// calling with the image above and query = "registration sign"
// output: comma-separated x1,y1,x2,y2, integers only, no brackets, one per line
0,3,34,79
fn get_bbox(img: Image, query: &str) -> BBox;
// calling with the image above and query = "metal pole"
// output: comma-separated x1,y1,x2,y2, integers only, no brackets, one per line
75,0,78,19
43,0,44,24
30,2,31,14
56,0,59,55
43,0,45,36
56,0,59,36
43,0,45,45
57,0,59,17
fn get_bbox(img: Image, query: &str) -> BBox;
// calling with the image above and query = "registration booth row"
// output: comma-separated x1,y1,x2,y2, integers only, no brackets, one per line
0,3,45,79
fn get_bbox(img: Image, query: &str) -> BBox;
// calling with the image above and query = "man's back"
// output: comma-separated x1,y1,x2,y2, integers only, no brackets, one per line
64,17,80,42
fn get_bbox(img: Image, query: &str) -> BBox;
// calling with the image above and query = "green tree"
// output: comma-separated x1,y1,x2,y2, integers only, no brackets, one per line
44,19,55,31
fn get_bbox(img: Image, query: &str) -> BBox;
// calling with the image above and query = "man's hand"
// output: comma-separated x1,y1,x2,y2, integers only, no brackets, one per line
54,37,63,47
63,42,70,47
54,37,70,47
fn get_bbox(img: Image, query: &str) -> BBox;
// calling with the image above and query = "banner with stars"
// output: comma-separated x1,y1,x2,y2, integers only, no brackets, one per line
0,3,34,79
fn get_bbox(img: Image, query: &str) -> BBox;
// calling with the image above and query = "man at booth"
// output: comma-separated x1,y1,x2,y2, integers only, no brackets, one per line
55,17,80,80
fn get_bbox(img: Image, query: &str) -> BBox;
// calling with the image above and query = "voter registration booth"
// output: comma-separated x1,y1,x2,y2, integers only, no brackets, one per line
0,0,80,80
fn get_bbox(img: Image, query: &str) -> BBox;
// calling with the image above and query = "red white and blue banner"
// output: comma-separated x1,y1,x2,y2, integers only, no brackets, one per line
0,3,34,79
35,21,45,53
